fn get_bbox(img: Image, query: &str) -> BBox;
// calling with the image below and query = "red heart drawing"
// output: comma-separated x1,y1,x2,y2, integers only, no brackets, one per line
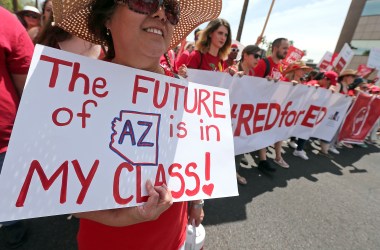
202,183,214,196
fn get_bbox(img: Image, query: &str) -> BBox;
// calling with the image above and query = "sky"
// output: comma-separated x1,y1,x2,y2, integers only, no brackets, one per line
188,0,352,63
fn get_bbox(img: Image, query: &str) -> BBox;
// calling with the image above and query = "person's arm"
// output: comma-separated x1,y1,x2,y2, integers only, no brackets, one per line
74,180,173,227
11,74,27,96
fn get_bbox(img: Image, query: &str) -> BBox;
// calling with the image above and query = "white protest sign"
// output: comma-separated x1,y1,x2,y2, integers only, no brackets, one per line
317,51,333,71
0,45,237,221
188,69,352,155
367,48,380,70
333,43,354,73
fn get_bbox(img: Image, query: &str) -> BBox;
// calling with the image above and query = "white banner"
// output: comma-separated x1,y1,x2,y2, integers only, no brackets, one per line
0,46,237,221
368,48,380,70
188,69,353,155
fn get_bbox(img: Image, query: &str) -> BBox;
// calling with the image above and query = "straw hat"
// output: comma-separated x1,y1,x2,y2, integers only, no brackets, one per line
282,61,312,75
52,0,222,49
339,69,357,77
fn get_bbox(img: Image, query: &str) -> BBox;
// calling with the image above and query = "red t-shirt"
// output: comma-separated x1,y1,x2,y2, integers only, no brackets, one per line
175,50,190,72
253,56,283,80
186,50,227,71
0,7,34,153
77,67,188,250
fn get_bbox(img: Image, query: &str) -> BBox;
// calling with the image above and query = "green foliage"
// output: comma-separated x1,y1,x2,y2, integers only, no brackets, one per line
0,0,13,11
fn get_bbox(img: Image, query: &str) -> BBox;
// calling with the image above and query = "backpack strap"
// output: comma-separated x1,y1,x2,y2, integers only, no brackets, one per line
263,58,271,78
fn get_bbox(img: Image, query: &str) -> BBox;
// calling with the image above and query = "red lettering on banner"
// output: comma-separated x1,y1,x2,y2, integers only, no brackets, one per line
113,162,134,205
279,102,292,127
184,163,200,196
264,103,281,130
253,103,268,134
52,107,73,126
132,75,226,118
16,159,98,207
301,105,323,127
72,160,99,204
154,164,167,186
40,55,108,98
168,163,185,199
213,91,226,118
234,104,254,136
40,55,73,88
136,166,149,203
170,83,186,111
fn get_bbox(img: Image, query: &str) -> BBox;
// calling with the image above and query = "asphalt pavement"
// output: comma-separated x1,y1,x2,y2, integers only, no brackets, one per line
1,139,379,250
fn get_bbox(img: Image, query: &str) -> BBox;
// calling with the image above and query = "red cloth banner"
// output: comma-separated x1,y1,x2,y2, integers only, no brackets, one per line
282,46,305,70
357,64,374,77
338,93,380,143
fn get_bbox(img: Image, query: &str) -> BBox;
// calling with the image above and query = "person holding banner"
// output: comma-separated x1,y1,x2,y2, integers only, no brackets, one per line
186,18,231,72
249,38,290,170
282,61,312,160
234,45,263,185
52,0,222,249
0,6,33,248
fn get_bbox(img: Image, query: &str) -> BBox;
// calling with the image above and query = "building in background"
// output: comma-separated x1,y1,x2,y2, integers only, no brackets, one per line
335,0,380,80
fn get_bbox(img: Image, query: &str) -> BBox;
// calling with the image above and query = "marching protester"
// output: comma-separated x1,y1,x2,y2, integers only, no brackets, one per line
28,0,54,43
241,38,291,171
234,45,263,185
52,0,222,248
16,5,42,41
282,61,312,160
225,43,239,67
0,6,34,248
187,18,231,71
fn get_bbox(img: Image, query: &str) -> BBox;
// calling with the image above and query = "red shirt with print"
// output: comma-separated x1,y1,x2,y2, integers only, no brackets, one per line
187,50,227,71
77,66,187,250
253,56,284,80
0,7,34,153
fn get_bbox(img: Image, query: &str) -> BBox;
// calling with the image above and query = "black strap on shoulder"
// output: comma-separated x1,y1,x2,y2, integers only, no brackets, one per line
263,58,270,78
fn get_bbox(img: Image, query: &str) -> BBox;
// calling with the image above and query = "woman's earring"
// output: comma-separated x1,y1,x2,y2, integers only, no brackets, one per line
106,28,110,36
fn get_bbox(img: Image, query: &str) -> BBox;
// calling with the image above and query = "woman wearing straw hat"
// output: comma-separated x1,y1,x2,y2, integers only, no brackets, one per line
52,0,221,249
282,61,312,160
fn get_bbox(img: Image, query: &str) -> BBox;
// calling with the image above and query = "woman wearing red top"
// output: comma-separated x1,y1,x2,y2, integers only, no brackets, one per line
53,0,222,249
187,18,231,71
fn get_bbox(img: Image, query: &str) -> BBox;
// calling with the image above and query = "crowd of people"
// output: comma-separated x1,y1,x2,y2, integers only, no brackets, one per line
1,0,379,249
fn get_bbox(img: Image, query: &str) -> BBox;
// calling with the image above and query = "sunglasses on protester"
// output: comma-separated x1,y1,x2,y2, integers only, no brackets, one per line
253,54,261,59
24,13,39,19
115,0,180,25
231,48,239,53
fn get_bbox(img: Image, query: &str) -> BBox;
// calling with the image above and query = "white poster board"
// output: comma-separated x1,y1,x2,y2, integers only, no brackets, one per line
0,45,237,221
333,43,354,73
317,51,333,71
368,48,380,70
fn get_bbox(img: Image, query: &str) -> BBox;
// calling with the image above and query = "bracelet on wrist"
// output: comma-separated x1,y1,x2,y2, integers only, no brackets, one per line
191,200,204,209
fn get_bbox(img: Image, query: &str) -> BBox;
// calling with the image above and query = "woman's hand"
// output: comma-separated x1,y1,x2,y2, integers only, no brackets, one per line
74,180,173,227
135,180,173,221
188,200,204,227
178,64,188,78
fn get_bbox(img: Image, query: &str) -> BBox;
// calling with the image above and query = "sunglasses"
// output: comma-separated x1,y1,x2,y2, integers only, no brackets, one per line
231,48,239,53
24,13,39,19
115,0,180,26
253,54,261,59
